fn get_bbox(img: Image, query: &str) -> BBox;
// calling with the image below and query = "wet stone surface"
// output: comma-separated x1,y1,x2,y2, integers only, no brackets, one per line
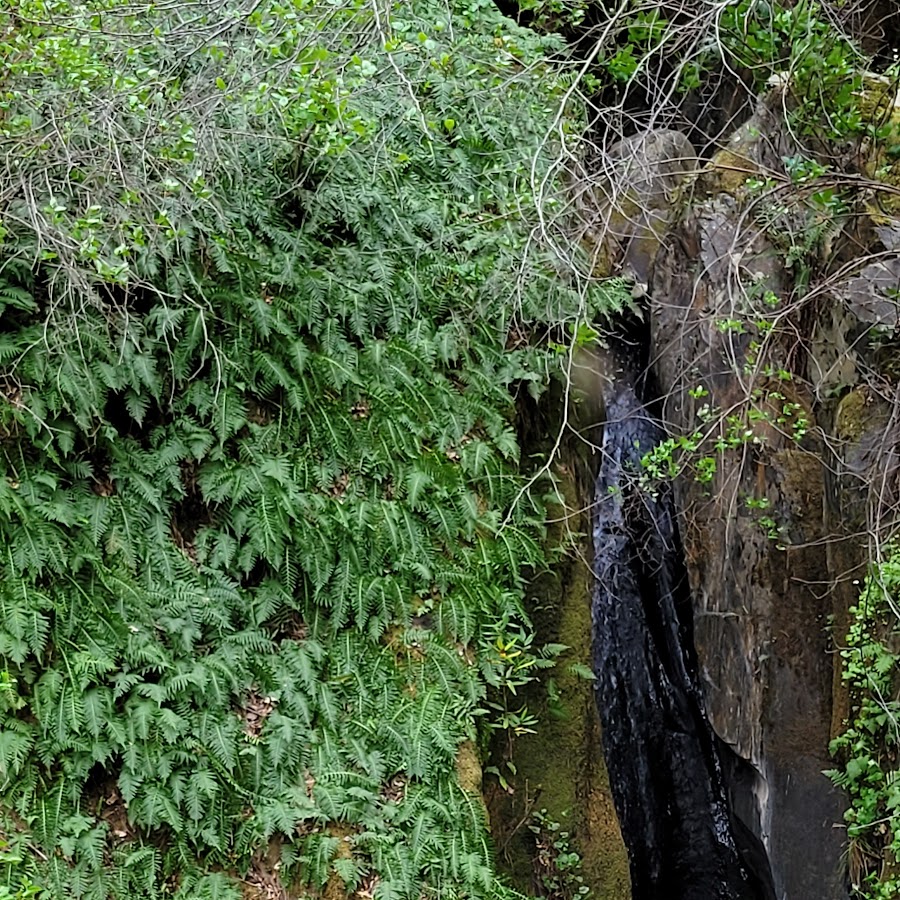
591,349,774,900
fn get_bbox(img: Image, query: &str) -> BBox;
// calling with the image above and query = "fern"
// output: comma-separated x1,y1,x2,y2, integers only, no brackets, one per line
0,0,635,895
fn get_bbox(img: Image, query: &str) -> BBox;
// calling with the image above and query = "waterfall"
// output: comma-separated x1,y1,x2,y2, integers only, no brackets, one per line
590,344,775,899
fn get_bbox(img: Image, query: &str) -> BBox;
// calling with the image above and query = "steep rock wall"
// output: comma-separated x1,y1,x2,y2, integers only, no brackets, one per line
642,91,900,898
515,90,900,897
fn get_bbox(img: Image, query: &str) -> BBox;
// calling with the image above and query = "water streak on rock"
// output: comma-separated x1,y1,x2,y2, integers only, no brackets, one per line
591,350,773,900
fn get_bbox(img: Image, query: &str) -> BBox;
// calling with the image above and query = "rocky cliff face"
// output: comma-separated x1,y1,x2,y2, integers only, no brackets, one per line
649,117,844,900
492,84,900,899
573,86,900,898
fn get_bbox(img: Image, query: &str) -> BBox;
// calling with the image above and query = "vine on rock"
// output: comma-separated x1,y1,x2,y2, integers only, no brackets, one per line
828,548,900,900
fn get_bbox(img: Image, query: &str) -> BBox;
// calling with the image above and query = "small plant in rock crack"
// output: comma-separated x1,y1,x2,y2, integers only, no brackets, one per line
528,809,590,899
481,622,564,791
639,431,706,486
747,156,848,297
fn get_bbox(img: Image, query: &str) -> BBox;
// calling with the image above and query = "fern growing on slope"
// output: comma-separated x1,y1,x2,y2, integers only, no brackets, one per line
0,0,621,897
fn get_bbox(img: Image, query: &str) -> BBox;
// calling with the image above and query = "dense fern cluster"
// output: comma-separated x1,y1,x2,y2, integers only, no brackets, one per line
0,1,618,897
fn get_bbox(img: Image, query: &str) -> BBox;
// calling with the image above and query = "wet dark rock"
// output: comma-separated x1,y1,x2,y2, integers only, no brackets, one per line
573,86,900,900
591,351,772,899
647,97,877,898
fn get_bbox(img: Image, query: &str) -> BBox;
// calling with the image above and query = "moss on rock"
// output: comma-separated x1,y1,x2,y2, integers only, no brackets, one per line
698,147,760,198
485,461,630,898
835,388,873,443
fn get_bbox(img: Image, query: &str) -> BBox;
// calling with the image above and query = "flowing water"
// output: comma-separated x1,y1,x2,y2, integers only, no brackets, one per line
591,348,774,899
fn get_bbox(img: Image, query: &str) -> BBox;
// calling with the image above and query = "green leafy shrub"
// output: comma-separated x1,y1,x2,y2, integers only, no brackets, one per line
0,0,623,896
595,0,865,141
515,0,589,30
716,0,863,137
